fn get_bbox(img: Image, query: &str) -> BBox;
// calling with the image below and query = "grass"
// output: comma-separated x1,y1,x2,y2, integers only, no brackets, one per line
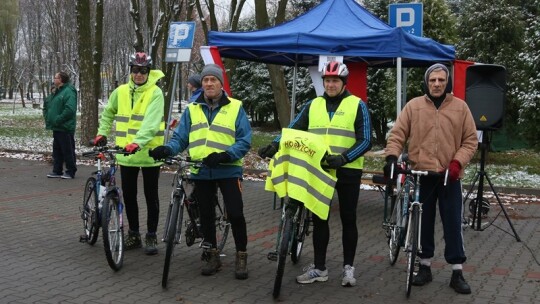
1,103,539,188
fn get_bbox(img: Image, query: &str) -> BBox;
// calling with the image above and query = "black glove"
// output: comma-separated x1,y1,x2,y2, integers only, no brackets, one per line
203,152,231,168
149,146,171,160
325,154,347,169
258,143,278,158
383,155,398,179
93,135,107,147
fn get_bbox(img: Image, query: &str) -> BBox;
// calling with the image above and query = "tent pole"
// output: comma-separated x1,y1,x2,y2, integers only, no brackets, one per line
290,64,298,122
397,57,402,117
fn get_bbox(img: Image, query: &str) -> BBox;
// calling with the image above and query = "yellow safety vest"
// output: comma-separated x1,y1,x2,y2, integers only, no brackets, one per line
187,98,243,166
265,128,337,220
115,84,165,166
308,96,364,169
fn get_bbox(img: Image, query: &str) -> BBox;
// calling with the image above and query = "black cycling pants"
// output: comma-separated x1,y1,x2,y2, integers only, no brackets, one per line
120,165,160,234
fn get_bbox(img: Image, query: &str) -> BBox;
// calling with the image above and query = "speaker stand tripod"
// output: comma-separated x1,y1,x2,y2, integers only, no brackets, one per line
462,131,521,242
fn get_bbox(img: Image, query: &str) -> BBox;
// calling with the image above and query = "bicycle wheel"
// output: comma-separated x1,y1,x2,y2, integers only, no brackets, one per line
388,187,406,265
290,205,309,264
162,196,184,288
82,177,99,245
101,193,124,271
406,204,420,297
273,207,294,299
215,192,230,253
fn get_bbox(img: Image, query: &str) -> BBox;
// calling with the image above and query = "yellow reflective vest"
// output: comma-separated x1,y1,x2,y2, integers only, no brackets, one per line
265,128,337,220
115,84,165,166
308,96,364,169
187,98,243,167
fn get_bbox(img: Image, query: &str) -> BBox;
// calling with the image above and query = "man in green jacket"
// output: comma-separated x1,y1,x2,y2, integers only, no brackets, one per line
43,71,78,179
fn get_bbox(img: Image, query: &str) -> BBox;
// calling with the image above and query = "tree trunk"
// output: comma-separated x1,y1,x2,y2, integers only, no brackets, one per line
76,0,98,146
93,0,104,107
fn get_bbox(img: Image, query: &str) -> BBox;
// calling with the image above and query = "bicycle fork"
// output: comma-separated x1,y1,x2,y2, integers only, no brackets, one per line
267,200,299,261
404,201,423,254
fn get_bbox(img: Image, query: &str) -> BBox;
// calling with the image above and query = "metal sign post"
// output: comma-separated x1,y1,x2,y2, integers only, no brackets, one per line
163,22,196,143
389,3,423,115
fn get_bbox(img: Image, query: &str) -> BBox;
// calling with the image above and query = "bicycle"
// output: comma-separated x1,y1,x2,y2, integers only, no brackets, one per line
80,145,133,271
267,197,312,299
160,156,230,288
377,154,446,297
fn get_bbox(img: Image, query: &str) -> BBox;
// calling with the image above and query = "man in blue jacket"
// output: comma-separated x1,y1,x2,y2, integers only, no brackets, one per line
150,64,252,280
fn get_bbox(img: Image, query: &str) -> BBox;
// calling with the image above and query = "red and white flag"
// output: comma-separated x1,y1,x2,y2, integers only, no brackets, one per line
200,46,232,96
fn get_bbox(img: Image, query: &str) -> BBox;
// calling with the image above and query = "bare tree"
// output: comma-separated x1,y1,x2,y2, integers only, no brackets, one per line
76,0,99,145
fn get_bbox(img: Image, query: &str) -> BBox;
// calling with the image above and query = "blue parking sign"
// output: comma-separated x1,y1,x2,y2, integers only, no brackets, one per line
167,22,196,49
389,3,423,37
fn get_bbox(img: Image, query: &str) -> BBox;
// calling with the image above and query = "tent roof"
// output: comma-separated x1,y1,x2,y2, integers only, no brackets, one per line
208,0,455,67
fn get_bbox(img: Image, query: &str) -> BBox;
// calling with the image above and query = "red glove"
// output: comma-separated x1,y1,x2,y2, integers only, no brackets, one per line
93,135,107,146
124,143,140,153
448,159,461,181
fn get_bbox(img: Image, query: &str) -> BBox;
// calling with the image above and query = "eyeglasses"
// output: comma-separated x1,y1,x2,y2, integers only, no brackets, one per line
131,66,150,75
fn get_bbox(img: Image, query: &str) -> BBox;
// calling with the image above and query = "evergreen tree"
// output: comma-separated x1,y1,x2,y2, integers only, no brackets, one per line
516,0,540,149
456,0,525,135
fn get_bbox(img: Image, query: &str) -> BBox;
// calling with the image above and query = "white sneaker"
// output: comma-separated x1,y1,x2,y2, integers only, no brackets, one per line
341,265,356,287
296,264,328,284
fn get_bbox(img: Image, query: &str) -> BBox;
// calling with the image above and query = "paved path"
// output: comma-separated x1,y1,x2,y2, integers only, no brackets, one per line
0,157,539,303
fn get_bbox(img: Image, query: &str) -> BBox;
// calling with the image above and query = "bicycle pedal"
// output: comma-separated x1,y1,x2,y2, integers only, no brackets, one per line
267,251,278,261
79,235,88,243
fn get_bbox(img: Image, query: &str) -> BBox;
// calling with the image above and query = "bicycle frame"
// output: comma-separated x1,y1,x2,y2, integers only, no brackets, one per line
81,146,129,271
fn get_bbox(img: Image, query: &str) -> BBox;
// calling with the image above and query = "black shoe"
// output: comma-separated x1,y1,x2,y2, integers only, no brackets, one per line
450,270,471,294
47,172,63,178
412,264,433,286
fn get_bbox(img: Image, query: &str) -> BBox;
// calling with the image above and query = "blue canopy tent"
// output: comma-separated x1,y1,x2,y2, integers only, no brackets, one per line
208,0,455,114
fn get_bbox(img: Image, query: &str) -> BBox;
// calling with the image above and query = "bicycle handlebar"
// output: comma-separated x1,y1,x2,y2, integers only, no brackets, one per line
82,146,137,158
392,165,448,186
163,156,203,168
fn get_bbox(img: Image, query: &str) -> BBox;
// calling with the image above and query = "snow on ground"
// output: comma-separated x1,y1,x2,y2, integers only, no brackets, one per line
2,99,540,205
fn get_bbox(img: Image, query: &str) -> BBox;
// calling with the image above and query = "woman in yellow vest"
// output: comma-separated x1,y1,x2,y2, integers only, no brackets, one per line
150,64,252,280
93,52,165,256
259,61,372,287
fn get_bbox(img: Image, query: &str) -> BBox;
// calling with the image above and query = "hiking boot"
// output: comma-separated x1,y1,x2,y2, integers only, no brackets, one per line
341,264,356,287
412,264,433,286
125,231,142,250
450,270,472,294
47,172,62,178
144,233,158,255
235,251,248,280
201,248,222,276
296,264,328,284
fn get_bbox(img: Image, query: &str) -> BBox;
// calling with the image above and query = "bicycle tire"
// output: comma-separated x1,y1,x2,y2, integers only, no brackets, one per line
82,177,99,245
215,192,230,253
162,196,183,288
273,207,294,299
406,204,420,297
290,205,309,264
388,183,408,265
101,193,124,271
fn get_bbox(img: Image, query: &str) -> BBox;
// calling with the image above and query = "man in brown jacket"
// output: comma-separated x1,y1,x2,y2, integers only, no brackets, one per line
384,63,478,294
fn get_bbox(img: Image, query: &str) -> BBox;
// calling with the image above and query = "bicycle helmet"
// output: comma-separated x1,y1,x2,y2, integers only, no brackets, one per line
321,61,349,84
129,52,152,67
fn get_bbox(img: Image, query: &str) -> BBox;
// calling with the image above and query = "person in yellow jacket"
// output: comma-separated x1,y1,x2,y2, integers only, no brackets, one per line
150,64,252,280
93,52,165,256
259,61,372,287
